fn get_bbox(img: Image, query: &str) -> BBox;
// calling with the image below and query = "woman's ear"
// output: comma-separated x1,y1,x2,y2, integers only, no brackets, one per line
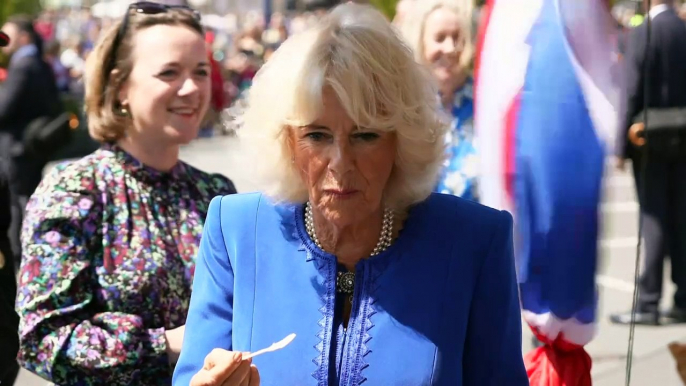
285,126,297,164
112,69,129,106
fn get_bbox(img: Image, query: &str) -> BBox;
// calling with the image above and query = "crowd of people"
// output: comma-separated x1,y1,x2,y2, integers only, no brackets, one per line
0,0,686,385
0,4,348,138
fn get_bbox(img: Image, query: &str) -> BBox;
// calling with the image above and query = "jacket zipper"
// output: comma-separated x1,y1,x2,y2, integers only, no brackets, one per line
338,263,364,386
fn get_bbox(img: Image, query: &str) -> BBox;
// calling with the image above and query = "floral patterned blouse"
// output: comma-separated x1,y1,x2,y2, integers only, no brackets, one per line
15,143,236,385
435,77,479,201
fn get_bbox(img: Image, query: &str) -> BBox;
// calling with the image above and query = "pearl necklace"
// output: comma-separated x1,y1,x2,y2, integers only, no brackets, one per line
304,202,394,301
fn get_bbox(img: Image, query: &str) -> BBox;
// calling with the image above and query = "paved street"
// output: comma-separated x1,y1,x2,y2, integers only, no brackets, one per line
15,136,686,385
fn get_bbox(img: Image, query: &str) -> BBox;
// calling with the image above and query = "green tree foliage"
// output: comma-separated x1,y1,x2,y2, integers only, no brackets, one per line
368,0,400,20
367,0,487,20
0,0,42,26
0,0,42,65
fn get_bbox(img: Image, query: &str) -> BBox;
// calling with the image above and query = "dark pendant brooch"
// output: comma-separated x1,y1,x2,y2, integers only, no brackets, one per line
337,271,355,302
305,202,394,304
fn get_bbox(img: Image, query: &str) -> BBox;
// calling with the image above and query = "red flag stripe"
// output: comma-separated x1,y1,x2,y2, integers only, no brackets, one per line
473,0,495,112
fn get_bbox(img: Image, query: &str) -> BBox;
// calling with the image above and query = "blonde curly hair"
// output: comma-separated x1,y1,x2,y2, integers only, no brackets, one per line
236,2,449,210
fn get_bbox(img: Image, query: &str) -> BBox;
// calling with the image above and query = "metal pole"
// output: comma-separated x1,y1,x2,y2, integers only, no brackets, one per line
264,0,272,26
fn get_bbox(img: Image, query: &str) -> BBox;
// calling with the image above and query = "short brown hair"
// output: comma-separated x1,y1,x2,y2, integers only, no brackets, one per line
85,8,203,143
6,15,42,53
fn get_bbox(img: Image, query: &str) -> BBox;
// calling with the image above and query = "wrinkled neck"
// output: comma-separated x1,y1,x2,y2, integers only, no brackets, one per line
311,207,385,270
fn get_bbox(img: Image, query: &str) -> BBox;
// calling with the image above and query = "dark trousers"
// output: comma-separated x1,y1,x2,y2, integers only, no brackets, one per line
7,193,28,273
0,238,19,384
0,134,45,271
0,152,20,384
633,156,686,312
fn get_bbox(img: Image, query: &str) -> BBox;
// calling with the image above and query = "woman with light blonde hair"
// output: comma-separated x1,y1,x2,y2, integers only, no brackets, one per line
15,3,236,384
399,0,479,201
173,3,527,385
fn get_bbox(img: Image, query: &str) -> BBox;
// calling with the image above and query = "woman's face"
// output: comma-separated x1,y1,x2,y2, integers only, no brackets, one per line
119,24,210,146
290,88,397,228
422,7,465,86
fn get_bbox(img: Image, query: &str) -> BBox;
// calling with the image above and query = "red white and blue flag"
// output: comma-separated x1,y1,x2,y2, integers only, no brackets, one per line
475,0,621,384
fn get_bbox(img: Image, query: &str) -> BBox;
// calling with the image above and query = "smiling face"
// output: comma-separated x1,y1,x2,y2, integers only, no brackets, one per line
118,24,210,146
289,88,397,228
422,6,465,87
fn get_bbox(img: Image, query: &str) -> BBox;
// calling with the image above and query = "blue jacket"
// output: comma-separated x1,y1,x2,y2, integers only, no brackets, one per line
173,193,528,385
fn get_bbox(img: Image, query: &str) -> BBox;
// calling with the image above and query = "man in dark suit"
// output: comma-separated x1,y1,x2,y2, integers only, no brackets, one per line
0,15,61,272
611,0,686,325
0,27,20,386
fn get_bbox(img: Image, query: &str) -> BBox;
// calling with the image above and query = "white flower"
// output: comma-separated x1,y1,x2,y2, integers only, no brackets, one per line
461,154,479,178
446,130,461,147
454,93,464,107
443,172,466,196
444,131,453,145
463,83,474,99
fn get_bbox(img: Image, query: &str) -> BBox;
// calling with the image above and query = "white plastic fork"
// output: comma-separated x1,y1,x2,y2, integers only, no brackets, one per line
243,333,296,360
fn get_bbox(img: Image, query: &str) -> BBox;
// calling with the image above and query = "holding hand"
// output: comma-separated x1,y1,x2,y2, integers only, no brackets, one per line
190,349,259,386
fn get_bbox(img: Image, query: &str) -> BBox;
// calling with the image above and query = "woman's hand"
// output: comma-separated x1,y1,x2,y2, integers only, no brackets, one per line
165,325,186,364
190,349,259,386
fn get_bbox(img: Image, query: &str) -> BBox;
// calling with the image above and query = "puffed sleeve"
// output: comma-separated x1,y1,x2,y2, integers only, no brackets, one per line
173,196,234,386
462,211,529,385
15,167,169,385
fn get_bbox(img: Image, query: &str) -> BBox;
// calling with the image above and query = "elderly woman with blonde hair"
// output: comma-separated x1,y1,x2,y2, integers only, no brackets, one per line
173,3,528,386
399,0,479,201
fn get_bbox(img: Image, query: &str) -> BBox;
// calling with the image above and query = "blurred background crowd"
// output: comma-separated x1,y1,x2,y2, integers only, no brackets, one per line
1,0,426,144
2,0,686,143
2,0,683,147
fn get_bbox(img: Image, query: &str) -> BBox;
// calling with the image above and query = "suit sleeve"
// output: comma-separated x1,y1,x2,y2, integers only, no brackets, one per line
616,26,646,158
462,211,529,385
0,59,30,128
173,196,235,386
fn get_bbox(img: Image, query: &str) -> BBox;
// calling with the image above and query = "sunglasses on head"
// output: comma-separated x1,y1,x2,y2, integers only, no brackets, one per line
104,1,201,82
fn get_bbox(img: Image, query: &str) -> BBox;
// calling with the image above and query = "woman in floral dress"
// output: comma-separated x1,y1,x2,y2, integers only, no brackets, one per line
400,0,479,201
15,4,235,385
